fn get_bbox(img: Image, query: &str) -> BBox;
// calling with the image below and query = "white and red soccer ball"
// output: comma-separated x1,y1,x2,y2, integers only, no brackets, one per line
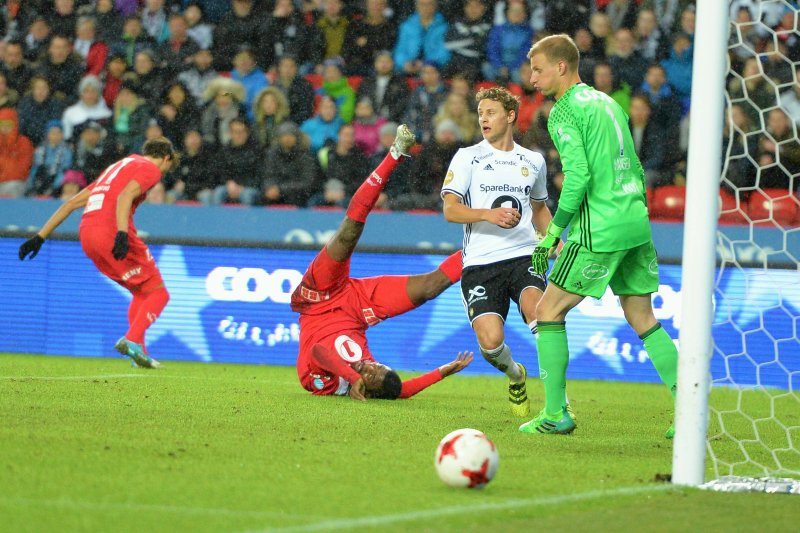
434,428,499,489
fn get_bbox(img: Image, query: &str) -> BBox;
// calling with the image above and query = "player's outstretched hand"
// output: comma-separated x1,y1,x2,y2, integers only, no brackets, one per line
439,351,474,378
349,378,367,402
112,231,129,260
484,207,521,229
18,234,45,261
531,221,564,274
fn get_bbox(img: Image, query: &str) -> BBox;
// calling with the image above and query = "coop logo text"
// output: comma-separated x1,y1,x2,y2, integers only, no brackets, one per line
205,267,303,303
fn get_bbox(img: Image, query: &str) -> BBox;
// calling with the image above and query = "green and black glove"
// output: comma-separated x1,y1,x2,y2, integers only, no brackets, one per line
531,222,564,275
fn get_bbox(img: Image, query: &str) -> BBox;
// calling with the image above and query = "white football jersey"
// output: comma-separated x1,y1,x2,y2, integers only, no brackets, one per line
441,140,548,268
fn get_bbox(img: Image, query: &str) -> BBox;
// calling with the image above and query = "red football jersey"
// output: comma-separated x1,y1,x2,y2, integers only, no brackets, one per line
80,154,162,235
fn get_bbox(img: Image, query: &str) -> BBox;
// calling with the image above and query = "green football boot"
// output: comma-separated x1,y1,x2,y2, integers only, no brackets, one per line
508,363,530,417
519,408,577,435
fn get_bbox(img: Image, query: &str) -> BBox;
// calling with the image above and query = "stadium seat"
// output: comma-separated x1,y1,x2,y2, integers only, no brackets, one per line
405,77,422,92
406,208,439,215
409,143,423,156
746,188,799,226
310,205,344,212
266,204,299,210
718,190,748,225
175,200,203,206
650,185,686,220
304,73,323,90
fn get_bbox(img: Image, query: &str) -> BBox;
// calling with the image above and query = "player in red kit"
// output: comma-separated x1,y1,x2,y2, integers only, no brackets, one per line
18,137,178,369
292,124,472,401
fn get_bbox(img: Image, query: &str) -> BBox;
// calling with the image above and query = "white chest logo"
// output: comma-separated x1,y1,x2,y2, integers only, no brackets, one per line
334,335,363,362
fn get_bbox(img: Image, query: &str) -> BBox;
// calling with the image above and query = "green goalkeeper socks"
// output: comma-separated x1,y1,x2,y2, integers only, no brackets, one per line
537,321,569,419
641,323,678,398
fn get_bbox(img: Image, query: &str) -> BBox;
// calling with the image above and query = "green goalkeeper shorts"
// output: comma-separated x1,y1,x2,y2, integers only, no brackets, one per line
548,240,660,299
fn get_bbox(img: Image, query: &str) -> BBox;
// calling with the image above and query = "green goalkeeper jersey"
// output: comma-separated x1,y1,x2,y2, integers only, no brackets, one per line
548,83,651,252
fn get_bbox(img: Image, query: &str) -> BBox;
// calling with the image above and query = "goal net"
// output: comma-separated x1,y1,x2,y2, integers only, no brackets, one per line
703,0,800,490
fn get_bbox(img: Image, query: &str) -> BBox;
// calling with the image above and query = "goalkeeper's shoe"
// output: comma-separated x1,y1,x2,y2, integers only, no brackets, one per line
115,337,161,369
508,363,530,417
565,403,577,422
518,408,577,435
390,124,416,158
665,424,675,440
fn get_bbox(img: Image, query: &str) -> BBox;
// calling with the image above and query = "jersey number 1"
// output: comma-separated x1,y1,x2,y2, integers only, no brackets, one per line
604,105,625,157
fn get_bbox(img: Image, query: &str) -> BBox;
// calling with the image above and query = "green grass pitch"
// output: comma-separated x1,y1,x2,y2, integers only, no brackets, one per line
1,353,797,532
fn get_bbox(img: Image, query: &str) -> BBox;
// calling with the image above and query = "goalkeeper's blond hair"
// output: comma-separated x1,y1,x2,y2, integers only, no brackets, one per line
475,86,520,124
527,34,580,73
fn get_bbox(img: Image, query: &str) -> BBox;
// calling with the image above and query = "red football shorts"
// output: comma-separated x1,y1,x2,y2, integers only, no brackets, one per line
80,225,162,292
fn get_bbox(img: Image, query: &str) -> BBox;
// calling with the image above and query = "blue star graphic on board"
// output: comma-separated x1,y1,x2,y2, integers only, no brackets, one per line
105,245,212,361
716,268,800,332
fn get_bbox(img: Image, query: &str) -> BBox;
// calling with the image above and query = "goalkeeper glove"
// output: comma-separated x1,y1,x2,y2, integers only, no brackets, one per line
531,222,564,275
18,234,45,261
112,231,129,260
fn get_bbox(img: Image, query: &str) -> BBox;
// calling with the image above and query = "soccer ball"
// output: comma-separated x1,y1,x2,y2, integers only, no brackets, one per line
434,428,499,489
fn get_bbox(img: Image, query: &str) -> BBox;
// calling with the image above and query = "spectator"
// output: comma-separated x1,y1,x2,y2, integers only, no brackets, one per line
342,0,398,76
48,0,78,38
173,129,216,204
443,0,491,84
542,0,590,36
393,0,450,75
629,94,674,188
728,6,763,71
756,108,800,190
211,118,263,206
318,57,356,123
447,73,474,102
678,4,695,41
251,86,290,151
317,0,349,61
212,0,269,71
521,99,561,208
22,16,52,64
184,3,213,51
0,0,38,41
369,121,411,208
728,57,778,127
0,72,19,109
434,92,479,144
484,0,533,83
391,119,461,211
1,41,34,96
761,39,794,87
145,180,169,204
593,61,631,115
17,76,66,146
403,62,447,144
36,35,85,103
157,13,201,79
61,75,113,140
110,81,153,154
157,81,200,149
177,48,218,107
643,0,684,34
608,28,648,93
273,55,315,125
317,123,371,200
72,16,108,77
72,120,119,182
109,15,157,68
588,11,612,59
101,53,128,107
722,103,759,194
59,169,86,201
262,121,319,207
266,0,325,73
300,95,344,152
602,0,638,32
90,0,124,46
141,0,170,44
780,66,800,126
510,62,545,135
27,120,74,197
573,28,601,83
660,31,694,108
634,9,669,63
352,97,386,156
131,49,163,106
229,47,269,121
200,77,247,149
0,108,34,198
640,63,682,131
356,50,409,124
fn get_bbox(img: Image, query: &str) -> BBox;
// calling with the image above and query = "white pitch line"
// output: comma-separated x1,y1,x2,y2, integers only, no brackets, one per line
0,373,295,384
0,496,309,521
253,484,677,533
0,373,146,381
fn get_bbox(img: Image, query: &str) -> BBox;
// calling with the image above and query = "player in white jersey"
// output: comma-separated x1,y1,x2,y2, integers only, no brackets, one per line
441,86,555,417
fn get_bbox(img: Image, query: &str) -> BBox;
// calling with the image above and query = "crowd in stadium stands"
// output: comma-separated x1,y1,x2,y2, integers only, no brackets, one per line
0,0,798,216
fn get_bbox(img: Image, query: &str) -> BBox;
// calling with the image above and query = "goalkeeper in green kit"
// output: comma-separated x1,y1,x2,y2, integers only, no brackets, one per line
520,34,678,438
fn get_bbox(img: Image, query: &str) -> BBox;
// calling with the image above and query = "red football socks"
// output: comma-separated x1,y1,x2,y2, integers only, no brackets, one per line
438,251,463,283
126,287,170,346
346,152,402,223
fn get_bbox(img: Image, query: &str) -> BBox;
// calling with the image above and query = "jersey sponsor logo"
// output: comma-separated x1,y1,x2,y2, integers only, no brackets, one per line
539,368,548,379
313,377,325,390
334,334,363,362
494,160,516,166
85,193,105,213
121,267,142,281
480,184,526,193
483,163,494,171
622,182,640,194
472,153,493,165
521,166,529,177
614,157,631,171
648,258,659,274
557,127,572,142
205,267,302,303
518,154,537,167
490,195,522,227
582,264,610,280
362,307,382,326
466,285,488,305
444,169,455,185
367,171,382,186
